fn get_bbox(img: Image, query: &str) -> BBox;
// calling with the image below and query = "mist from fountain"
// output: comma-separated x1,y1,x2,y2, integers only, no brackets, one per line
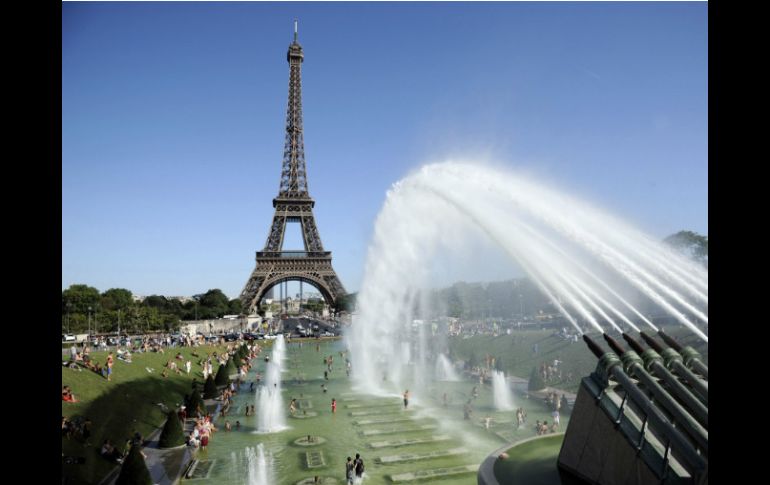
349,161,708,397
436,353,460,382
492,370,515,411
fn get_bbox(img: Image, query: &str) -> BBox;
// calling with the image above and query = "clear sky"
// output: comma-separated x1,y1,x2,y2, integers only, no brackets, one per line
62,1,708,299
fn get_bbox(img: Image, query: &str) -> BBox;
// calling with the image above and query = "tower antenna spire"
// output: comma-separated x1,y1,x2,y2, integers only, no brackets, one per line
294,19,298,42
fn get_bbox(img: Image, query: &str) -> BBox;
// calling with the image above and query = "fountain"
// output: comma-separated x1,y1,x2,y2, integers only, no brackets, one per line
256,335,288,433
491,370,514,411
246,443,273,485
189,162,705,485
435,353,460,382
349,161,707,398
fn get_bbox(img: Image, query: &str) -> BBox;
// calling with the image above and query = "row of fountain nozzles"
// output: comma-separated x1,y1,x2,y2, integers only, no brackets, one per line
582,329,708,383
579,329,709,477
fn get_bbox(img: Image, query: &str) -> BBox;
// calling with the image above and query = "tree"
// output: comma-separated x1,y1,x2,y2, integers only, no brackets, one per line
664,230,708,267
214,362,230,386
228,298,242,315
143,295,169,310
101,288,135,312
187,387,203,414
200,289,230,317
528,366,546,392
225,357,237,376
336,292,357,312
158,410,185,448
115,443,152,485
203,375,218,400
62,284,101,315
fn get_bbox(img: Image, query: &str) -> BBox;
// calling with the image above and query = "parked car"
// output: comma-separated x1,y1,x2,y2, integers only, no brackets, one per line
62,334,76,342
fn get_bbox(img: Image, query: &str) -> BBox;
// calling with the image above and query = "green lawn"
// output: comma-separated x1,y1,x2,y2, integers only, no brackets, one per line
448,326,708,393
61,343,252,485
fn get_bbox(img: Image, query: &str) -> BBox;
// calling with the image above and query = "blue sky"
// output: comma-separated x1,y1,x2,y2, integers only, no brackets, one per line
62,1,708,299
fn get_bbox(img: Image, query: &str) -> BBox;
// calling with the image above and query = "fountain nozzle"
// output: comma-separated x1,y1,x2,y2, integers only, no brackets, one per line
582,334,605,359
639,331,665,353
658,329,684,351
622,333,646,354
602,333,627,356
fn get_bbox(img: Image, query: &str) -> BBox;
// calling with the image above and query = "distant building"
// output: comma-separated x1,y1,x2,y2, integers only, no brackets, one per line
168,296,194,304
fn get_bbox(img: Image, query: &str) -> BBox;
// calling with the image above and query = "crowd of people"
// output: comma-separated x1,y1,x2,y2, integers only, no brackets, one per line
64,329,576,484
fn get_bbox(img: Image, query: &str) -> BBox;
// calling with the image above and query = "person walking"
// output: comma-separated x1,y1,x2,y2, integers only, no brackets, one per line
403,390,410,409
331,398,337,414
345,456,355,485
354,453,365,481
106,352,114,382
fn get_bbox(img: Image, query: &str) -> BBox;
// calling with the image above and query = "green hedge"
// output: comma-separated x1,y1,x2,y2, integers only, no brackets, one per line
203,375,218,400
158,411,185,448
214,361,230,386
187,387,203,415
528,366,546,392
115,443,152,485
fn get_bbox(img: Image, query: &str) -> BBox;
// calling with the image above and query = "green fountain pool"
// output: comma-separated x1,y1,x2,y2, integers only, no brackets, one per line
184,339,569,484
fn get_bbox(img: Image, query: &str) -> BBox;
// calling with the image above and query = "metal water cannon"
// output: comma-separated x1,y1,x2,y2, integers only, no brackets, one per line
623,333,708,429
601,333,708,454
581,333,707,474
641,330,708,404
658,329,708,379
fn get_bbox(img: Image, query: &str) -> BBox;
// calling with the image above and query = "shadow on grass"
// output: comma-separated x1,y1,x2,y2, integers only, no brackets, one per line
62,376,191,485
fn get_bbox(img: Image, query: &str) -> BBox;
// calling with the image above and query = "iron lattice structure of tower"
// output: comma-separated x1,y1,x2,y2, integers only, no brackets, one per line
240,27,346,314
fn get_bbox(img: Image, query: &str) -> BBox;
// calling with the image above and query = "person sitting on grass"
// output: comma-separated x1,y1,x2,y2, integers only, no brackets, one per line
117,348,133,363
62,417,73,439
122,438,132,458
63,359,82,371
100,439,124,463
62,386,79,402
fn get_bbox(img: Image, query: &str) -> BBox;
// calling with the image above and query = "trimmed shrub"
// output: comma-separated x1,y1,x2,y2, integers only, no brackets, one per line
214,362,230,386
225,357,237,375
528,366,546,392
158,411,185,448
203,375,218,400
187,388,203,414
115,442,152,485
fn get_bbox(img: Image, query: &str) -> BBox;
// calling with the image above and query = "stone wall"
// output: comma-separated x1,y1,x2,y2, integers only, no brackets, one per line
557,383,660,485
180,317,263,336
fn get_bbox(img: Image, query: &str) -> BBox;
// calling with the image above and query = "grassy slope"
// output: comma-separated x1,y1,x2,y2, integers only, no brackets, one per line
61,343,236,485
448,326,708,393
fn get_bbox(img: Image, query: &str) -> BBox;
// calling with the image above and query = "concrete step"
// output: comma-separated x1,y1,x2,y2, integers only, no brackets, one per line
390,464,479,482
369,435,451,449
376,447,468,464
361,424,438,437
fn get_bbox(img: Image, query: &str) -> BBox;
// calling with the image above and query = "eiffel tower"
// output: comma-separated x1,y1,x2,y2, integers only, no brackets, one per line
240,23,346,314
